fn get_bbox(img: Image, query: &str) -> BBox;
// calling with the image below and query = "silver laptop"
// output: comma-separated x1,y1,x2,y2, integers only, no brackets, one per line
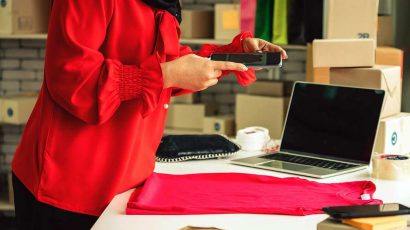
231,82,385,178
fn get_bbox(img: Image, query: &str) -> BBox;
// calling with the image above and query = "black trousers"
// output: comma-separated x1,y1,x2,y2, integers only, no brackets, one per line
12,173,98,230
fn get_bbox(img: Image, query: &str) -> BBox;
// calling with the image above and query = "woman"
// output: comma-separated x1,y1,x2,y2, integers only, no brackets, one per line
11,0,287,229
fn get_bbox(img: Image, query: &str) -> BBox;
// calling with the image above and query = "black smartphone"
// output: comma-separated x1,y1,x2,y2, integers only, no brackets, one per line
322,203,410,219
210,52,282,68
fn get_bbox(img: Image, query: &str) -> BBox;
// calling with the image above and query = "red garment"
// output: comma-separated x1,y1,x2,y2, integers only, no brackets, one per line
126,173,382,215
11,0,255,216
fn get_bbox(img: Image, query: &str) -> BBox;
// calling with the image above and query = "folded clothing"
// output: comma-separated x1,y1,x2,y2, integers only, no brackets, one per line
126,173,382,216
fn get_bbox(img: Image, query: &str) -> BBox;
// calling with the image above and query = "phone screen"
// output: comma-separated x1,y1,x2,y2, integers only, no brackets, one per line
229,53,264,63
323,203,410,218
210,52,282,67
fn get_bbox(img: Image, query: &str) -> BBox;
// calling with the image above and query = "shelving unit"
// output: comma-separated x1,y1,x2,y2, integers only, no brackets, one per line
0,33,47,40
180,38,307,50
0,34,307,51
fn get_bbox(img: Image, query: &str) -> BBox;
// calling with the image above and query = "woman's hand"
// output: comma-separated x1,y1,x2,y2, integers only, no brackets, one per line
242,38,288,60
161,54,248,90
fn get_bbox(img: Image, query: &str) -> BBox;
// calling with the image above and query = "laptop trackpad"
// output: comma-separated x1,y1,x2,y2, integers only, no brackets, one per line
258,161,335,175
258,161,312,171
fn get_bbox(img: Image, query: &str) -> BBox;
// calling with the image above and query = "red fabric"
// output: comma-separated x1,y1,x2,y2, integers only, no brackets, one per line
11,0,254,216
126,173,382,216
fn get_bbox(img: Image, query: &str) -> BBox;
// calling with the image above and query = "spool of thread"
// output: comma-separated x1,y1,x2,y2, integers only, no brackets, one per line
372,154,410,180
236,127,270,151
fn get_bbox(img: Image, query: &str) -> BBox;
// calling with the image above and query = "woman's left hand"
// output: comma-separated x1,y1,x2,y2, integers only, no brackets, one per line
242,38,288,60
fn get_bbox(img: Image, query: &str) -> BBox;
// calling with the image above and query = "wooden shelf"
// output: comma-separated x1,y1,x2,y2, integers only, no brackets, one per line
180,38,231,45
0,34,306,50
180,38,306,50
0,33,47,40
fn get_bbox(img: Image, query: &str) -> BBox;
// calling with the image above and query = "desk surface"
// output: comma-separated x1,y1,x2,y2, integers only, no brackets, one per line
92,151,410,230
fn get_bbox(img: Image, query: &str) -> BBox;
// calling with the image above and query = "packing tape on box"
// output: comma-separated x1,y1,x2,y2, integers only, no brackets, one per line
372,154,410,180
236,127,270,151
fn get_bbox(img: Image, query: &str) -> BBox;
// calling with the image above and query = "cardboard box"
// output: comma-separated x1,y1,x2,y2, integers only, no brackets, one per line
2,96,37,124
166,103,217,130
203,116,235,136
0,0,50,34
330,65,401,118
313,39,375,68
374,113,410,155
377,16,394,46
214,4,240,40
323,0,378,41
247,80,294,97
170,93,200,104
236,94,289,139
180,9,213,38
306,43,330,84
164,128,204,135
376,47,404,76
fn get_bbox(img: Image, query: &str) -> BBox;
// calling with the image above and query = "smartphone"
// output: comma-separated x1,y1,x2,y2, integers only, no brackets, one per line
210,52,282,68
322,203,410,219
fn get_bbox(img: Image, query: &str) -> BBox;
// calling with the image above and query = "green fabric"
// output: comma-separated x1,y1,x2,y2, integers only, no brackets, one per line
272,0,288,44
254,0,273,41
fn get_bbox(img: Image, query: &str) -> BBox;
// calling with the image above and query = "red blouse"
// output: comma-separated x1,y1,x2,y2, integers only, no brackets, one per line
12,0,255,216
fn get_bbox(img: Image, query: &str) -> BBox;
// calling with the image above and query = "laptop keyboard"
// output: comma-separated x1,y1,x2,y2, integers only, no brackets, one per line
261,153,358,170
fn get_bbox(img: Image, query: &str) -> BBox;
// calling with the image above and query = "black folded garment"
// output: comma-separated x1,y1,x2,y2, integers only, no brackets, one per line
156,134,240,163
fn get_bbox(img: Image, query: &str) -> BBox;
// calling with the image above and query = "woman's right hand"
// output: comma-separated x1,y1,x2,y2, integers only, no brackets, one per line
161,54,248,91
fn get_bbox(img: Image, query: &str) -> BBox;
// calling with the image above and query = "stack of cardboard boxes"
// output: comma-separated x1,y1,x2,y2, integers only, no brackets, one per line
235,80,293,140
311,0,409,156
166,93,236,136
306,0,404,84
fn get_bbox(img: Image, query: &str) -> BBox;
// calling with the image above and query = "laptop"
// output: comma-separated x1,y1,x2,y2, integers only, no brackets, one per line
231,82,385,178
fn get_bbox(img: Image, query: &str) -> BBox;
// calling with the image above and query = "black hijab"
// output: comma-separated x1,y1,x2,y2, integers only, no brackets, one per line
142,0,182,24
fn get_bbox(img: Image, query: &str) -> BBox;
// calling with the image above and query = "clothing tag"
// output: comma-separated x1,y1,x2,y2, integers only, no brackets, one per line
361,193,371,200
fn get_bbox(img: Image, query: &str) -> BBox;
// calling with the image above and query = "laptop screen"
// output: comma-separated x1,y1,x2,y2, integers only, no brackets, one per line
280,82,385,164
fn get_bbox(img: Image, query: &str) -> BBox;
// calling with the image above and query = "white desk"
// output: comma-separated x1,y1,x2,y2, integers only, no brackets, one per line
93,151,410,230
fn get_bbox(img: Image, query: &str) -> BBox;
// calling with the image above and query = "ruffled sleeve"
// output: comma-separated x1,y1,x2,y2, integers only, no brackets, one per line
45,0,164,124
